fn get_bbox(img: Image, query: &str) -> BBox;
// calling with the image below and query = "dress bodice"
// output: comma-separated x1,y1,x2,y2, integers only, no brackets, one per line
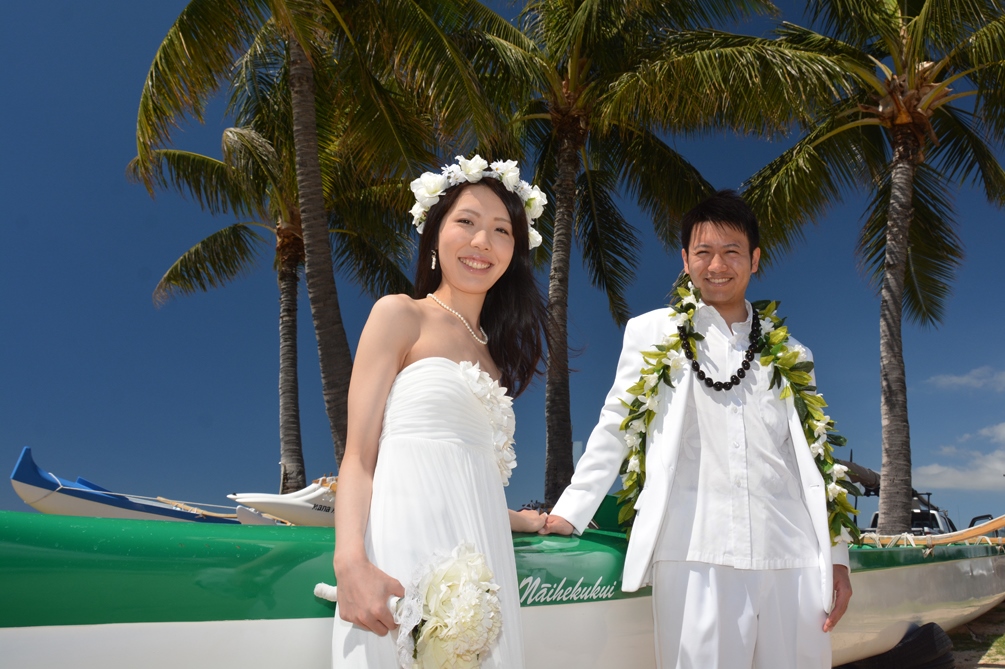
380,357,517,484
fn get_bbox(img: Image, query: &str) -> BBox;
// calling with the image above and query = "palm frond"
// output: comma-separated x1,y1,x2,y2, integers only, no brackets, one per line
804,0,902,53
595,126,714,248
522,0,575,59
857,163,964,326
328,183,415,297
332,57,437,180
929,104,1005,206
599,31,854,136
960,14,1005,66
774,22,888,93
743,102,887,265
127,150,263,219
154,223,271,305
472,32,557,105
269,0,330,65
634,0,777,31
460,0,537,52
228,19,287,127
357,0,499,145
135,0,268,184
330,229,414,298
222,127,282,188
574,167,642,325
955,15,1005,136
912,0,1002,60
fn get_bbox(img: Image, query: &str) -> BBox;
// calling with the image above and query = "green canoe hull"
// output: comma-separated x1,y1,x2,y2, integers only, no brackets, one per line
2,511,1003,667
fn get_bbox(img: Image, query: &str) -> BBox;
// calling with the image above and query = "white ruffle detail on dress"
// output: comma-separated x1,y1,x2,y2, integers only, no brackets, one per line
458,362,516,486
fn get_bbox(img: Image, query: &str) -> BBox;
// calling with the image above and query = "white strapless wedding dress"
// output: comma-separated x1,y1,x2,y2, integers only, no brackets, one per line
332,357,525,668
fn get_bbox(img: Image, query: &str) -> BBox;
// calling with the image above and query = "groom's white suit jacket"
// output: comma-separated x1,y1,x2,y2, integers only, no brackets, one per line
551,307,849,611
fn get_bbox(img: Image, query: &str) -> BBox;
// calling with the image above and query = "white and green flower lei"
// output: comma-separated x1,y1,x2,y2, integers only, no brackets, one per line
615,275,860,545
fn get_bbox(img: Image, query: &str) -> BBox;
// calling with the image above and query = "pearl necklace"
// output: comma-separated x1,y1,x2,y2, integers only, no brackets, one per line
427,293,488,345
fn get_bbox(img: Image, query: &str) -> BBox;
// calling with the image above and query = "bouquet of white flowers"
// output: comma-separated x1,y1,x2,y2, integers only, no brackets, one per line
315,542,502,669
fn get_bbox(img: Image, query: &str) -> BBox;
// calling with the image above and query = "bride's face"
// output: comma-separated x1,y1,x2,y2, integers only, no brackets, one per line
436,184,515,296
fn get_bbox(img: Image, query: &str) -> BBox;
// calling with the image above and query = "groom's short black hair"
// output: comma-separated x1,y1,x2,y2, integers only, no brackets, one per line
680,190,759,255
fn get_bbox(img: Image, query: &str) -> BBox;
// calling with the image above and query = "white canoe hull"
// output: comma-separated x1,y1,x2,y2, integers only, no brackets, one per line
1,599,656,669
4,557,1004,669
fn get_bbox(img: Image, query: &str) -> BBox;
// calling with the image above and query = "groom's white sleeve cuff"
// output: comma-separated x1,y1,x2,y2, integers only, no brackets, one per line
550,493,593,535
831,541,849,568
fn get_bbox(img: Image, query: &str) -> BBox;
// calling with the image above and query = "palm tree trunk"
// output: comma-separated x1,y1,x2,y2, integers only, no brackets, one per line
877,125,918,534
277,222,306,493
288,38,353,468
544,128,581,506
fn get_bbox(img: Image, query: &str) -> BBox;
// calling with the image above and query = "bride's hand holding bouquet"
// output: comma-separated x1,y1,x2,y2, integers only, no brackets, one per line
332,549,405,637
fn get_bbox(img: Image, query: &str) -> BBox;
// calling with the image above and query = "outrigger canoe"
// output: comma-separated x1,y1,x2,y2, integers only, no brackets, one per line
10,447,335,526
2,511,1004,668
9,447,240,524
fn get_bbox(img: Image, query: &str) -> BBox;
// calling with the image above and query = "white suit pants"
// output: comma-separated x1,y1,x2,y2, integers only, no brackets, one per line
651,561,830,669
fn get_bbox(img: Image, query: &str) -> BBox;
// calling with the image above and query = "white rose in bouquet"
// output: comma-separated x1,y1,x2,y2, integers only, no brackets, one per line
412,543,502,669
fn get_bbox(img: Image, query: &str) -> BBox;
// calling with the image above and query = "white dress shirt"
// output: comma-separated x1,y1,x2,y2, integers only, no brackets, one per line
654,302,819,569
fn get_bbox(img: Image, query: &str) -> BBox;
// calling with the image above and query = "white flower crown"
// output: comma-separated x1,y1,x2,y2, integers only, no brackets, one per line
409,154,546,249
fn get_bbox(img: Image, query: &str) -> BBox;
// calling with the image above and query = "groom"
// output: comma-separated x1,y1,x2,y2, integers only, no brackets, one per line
542,191,852,668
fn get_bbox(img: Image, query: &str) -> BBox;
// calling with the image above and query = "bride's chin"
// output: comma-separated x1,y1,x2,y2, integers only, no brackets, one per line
442,273,501,293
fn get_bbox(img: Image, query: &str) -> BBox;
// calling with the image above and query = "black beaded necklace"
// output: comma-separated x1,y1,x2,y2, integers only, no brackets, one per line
678,317,761,392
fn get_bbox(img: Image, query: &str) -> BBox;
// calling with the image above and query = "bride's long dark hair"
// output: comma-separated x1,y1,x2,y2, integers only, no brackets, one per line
414,177,548,397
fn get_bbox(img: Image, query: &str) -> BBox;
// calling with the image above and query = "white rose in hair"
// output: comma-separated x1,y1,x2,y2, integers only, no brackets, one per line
411,172,449,207
442,163,464,187
457,155,488,182
525,185,546,220
410,201,426,223
491,160,521,190
528,226,543,249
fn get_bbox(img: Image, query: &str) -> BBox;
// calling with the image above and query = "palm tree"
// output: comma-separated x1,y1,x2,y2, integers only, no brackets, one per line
129,22,413,490
133,0,522,465
743,0,1005,532
479,0,855,504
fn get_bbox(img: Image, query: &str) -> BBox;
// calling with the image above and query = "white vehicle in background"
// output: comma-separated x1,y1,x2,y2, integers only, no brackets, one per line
867,501,959,536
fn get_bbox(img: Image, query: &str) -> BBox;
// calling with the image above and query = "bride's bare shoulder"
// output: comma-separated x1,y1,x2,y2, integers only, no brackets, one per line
364,294,424,339
369,293,422,319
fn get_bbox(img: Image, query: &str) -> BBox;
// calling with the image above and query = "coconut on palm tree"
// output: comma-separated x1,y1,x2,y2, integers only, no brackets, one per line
744,0,1005,532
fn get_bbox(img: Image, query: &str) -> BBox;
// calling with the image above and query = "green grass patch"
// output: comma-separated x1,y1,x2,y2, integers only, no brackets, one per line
947,601,1005,661
948,627,989,652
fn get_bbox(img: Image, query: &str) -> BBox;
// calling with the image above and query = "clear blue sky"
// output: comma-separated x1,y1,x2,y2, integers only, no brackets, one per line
2,2,1003,529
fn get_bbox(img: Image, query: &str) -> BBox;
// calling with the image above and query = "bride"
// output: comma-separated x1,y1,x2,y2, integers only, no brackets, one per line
332,156,549,668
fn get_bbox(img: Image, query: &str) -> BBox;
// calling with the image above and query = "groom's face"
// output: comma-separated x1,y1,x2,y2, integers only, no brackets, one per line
682,222,760,314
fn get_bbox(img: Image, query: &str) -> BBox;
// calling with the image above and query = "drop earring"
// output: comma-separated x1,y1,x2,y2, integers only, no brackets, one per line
431,249,437,270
